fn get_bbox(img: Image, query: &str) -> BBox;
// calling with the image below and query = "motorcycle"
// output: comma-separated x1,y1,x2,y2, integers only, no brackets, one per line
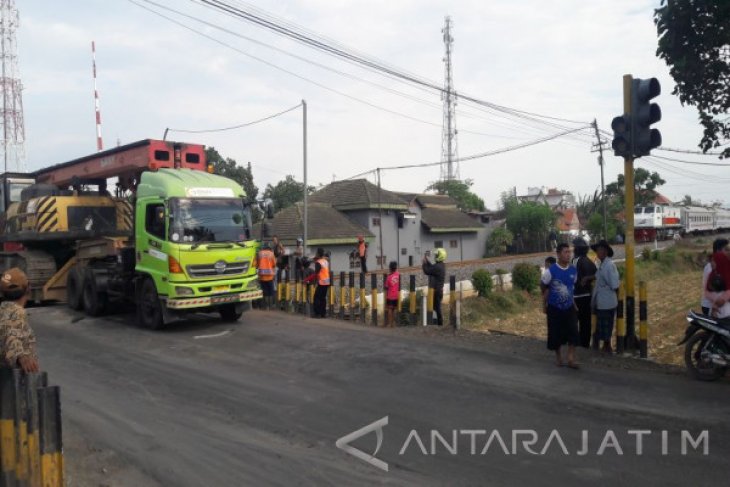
679,310,730,381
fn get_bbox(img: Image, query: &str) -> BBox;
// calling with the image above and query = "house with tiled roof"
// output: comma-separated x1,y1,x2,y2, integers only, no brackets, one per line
261,179,492,272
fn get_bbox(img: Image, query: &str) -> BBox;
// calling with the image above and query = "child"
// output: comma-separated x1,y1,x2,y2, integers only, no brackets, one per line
384,261,400,328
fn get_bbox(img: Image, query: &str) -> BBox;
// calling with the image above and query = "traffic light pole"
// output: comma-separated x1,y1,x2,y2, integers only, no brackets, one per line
622,74,637,353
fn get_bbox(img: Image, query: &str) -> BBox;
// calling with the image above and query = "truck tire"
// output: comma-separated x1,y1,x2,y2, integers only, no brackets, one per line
66,267,84,311
219,304,243,322
82,269,108,316
137,278,165,330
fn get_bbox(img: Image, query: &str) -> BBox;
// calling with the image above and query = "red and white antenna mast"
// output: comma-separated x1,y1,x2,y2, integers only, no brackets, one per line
91,40,103,152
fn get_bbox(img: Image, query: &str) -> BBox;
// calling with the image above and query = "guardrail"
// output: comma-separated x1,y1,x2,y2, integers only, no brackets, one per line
0,368,63,487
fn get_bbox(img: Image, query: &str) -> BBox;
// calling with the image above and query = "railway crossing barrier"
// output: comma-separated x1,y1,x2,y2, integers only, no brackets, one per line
0,368,63,487
270,268,460,329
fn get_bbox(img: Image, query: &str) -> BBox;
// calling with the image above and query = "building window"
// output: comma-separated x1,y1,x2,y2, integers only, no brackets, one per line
401,248,407,255
450,240,458,248
372,217,381,226
434,240,443,248
377,255,387,266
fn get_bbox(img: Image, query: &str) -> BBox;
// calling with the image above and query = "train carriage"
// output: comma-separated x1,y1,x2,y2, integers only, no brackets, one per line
681,206,715,234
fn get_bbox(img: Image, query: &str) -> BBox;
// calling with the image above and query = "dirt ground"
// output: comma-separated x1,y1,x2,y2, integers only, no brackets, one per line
461,265,704,367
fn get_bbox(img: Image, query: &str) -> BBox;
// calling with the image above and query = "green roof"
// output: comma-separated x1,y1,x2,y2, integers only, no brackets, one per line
137,168,246,199
310,179,408,210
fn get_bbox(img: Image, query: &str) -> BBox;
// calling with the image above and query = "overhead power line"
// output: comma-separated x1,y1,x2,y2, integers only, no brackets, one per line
192,0,590,127
650,154,730,166
345,125,590,179
163,103,302,138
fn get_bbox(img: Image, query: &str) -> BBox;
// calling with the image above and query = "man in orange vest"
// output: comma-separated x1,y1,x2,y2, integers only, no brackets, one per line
256,242,277,310
312,247,330,318
357,236,368,274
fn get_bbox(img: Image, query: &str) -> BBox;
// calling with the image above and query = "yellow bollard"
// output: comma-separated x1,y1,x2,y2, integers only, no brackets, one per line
639,281,648,358
339,274,347,320
616,281,626,354
427,287,435,325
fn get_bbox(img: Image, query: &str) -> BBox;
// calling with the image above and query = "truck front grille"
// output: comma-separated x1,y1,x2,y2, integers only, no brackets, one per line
186,261,250,278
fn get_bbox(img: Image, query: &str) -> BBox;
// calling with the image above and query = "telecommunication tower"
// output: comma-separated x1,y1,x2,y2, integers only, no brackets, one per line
0,0,25,172
440,15,459,182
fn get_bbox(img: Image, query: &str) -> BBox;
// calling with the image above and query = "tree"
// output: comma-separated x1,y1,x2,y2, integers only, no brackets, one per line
426,179,486,212
681,194,702,206
205,147,258,202
576,190,600,226
586,212,617,242
263,175,314,212
605,168,666,206
505,201,556,253
655,1,730,156
485,227,513,257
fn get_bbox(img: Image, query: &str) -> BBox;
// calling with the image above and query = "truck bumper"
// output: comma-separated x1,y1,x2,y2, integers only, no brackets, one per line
166,289,263,310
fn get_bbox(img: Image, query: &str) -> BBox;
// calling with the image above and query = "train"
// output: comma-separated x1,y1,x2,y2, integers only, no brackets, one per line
633,205,730,242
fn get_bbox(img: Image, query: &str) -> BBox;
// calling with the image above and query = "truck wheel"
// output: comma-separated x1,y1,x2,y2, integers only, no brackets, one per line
219,304,243,322
82,269,107,316
137,278,164,330
66,267,84,311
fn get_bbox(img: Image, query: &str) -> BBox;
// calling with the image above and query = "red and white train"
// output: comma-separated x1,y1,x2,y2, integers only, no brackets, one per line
633,205,730,242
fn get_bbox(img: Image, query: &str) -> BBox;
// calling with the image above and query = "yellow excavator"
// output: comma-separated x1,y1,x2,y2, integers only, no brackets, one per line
0,139,206,302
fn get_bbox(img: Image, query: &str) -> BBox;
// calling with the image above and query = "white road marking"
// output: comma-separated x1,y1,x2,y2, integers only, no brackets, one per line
193,330,232,339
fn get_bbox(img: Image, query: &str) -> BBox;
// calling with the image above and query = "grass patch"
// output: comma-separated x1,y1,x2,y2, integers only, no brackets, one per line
461,237,720,364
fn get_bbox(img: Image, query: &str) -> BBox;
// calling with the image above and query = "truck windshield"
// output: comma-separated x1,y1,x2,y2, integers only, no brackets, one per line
169,198,251,243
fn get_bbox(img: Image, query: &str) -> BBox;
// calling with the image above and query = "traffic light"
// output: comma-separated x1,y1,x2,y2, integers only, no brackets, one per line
611,114,632,158
630,77,661,157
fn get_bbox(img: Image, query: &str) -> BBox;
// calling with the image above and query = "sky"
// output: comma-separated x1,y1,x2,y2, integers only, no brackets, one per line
14,0,729,208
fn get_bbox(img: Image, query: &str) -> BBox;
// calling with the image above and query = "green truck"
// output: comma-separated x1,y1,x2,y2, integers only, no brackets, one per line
67,167,263,328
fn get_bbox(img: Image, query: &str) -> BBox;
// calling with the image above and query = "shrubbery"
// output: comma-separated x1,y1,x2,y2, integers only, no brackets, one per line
471,269,493,297
511,263,541,293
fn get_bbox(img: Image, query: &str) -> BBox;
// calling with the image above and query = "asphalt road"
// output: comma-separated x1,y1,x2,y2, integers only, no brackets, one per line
30,306,730,486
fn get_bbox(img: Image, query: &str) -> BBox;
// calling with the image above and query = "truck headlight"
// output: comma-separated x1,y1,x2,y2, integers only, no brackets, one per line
175,286,194,296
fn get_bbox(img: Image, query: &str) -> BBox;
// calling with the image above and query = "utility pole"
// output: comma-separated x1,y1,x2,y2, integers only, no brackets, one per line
376,168,384,270
302,99,308,255
591,119,608,239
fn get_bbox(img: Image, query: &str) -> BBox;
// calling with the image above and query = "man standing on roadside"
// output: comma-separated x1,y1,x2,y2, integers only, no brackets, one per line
541,243,580,369
357,236,368,274
422,248,447,326
0,268,39,373
572,237,597,348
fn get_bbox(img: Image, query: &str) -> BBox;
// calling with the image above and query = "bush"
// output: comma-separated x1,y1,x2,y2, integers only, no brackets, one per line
641,247,652,261
511,263,541,293
471,269,493,297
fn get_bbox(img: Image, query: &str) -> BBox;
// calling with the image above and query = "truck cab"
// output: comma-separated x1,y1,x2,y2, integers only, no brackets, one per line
69,168,262,328
133,168,261,327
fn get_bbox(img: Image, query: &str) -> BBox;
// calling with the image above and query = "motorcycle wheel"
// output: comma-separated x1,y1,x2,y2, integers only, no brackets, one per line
684,331,727,381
